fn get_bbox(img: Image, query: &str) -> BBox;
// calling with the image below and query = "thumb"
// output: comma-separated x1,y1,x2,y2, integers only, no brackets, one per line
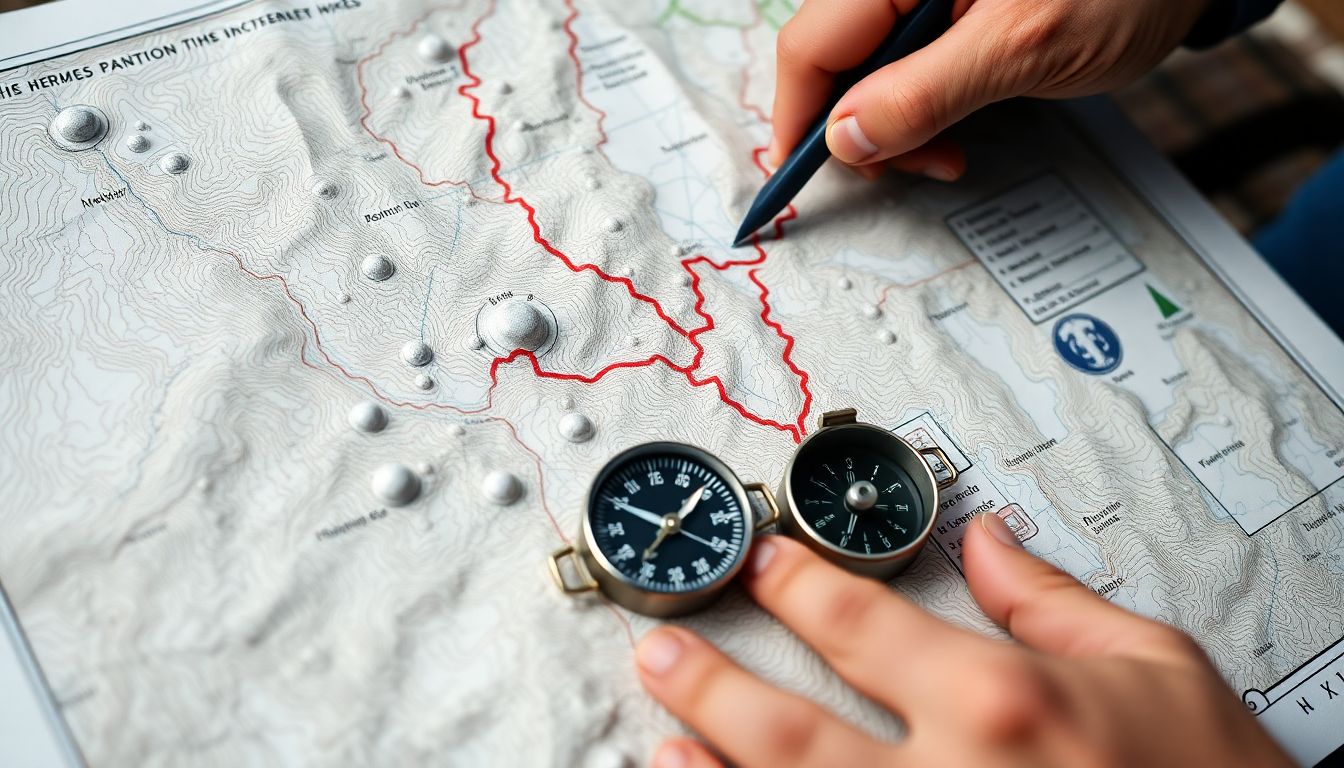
964,513,1198,665
824,11,1026,166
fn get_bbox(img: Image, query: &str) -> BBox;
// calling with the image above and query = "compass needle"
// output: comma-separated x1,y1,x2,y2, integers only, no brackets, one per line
558,442,773,617
643,521,672,560
608,497,665,527
558,411,953,611
779,409,954,581
677,484,709,520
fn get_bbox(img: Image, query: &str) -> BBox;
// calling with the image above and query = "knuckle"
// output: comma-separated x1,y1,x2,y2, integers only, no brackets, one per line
965,654,1060,743
880,77,943,141
774,21,810,70
1026,568,1087,604
1003,570,1082,633
997,6,1091,91
760,698,824,761
673,644,731,710
814,578,886,647
1002,5,1070,58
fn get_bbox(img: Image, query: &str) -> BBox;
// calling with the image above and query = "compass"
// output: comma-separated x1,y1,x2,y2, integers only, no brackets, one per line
549,442,779,617
779,408,959,580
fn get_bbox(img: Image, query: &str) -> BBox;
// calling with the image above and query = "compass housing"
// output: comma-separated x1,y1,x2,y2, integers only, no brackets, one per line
779,410,955,580
549,442,780,617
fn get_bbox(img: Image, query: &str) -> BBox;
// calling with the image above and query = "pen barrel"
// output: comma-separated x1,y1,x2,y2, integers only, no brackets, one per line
733,0,957,245
783,0,955,180
850,0,958,89
802,0,958,169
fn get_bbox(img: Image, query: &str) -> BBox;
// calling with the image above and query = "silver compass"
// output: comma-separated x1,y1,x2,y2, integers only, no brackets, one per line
778,408,959,580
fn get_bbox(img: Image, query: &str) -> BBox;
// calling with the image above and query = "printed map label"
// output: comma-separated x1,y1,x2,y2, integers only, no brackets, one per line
948,173,1143,323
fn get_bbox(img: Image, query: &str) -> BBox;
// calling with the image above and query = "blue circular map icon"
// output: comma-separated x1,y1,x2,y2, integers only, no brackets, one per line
1052,313,1122,375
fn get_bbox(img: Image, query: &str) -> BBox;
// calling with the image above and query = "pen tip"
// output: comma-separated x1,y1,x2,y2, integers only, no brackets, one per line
732,224,754,248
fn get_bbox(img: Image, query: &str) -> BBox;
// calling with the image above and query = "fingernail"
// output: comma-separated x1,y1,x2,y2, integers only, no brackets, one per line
751,538,777,574
827,116,879,164
980,512,1023,549
636,630,683,677
923,164,958,182
653,742,689,768
766,134,780,165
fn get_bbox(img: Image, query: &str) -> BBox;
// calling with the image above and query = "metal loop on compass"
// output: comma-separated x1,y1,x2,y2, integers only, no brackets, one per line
744,482,781,532
548,544,598,594
919,446,960,490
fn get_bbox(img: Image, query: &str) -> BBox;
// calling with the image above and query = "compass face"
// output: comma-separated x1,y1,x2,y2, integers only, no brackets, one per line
790,431,929,556
588,444,750,594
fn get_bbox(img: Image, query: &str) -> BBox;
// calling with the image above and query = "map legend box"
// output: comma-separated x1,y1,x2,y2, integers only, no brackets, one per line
948,173,1144,323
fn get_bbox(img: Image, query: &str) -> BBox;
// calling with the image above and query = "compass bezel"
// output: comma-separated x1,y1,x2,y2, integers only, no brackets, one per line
578,441,757,617
780,420,942,580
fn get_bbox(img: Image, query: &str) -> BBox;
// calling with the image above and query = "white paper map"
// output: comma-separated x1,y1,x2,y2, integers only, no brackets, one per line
2,0,1344,765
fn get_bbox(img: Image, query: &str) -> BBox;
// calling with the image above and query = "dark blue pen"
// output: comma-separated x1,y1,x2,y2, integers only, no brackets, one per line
732,0,958,247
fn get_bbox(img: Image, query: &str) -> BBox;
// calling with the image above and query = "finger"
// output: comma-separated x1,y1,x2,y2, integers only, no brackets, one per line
851,163,883,182
770,0,920,166
742,536,977,711
964,513,1205,666
652,739,724,768
882,134,966,181
826,10,1027,165
636,627,894,768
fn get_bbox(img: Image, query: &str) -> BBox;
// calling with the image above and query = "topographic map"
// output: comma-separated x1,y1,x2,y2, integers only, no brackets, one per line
2,0,1343,764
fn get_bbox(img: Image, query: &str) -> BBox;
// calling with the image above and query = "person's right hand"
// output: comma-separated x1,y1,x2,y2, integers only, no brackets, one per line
768,0,1214,181
634,516,1294,768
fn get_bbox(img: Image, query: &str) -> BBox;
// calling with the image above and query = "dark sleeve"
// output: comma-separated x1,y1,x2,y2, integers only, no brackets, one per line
1185,0,1285,48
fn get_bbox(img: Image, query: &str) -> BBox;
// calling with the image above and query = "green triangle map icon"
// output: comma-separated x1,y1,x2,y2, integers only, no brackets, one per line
1147,284,1183,319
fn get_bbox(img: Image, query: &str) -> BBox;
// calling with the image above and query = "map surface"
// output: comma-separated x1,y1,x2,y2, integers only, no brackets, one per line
2,0,1343,764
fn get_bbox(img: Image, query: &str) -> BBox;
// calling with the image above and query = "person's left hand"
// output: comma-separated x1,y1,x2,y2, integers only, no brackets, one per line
632,513,1290,768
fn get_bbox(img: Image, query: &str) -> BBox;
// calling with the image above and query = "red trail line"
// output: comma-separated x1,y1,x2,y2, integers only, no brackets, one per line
486,411,640,643
228,228,622,638
561,0,609,151
457,0,693,340
349,0,812,441
457,0,808,441
354,4,494,202
747,267,811,435
875,259,979,307
229,252,495,414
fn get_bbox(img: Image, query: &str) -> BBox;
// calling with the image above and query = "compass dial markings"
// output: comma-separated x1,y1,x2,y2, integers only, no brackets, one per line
810,477,838,496
791,438,927,556
590,450,748,594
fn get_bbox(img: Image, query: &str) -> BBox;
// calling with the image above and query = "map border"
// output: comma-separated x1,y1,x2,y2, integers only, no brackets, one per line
1056,102,1344,538
1065,98,1344,764
0,0,252,71
2,5,1344,764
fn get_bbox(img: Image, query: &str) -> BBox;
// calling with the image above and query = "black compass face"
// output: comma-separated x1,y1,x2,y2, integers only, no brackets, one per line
588,445,750,594
790,434,928,555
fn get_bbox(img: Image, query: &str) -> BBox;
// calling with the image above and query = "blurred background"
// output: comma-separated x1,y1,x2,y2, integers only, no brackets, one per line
3,0,1342,237
1116,0,1344,235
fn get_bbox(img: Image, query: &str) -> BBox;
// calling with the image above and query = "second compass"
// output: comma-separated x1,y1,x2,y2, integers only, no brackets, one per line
778,408,958,580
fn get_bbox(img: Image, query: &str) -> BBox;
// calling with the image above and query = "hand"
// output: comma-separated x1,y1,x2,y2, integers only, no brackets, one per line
633,513,1292,767
769,0,1213,181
